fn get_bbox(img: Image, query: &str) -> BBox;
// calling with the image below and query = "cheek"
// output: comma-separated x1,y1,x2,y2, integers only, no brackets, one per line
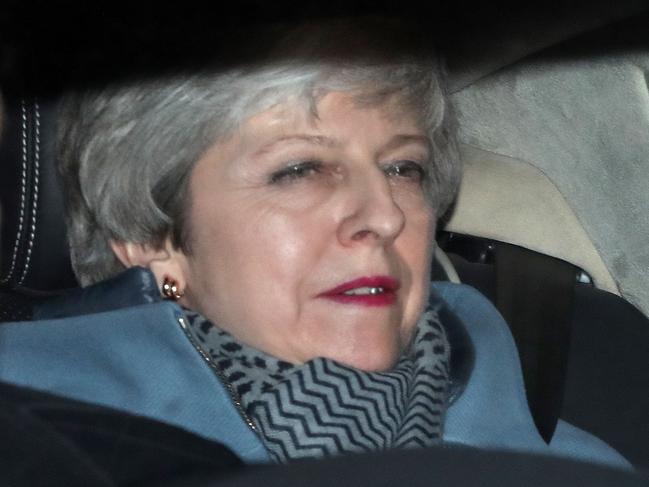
398,208,436,333
242,206,329,286
399,205,436,272
184,200,330,342
392,187,436,284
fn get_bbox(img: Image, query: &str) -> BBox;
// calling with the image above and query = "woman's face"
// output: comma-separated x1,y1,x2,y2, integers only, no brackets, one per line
176,91,436,371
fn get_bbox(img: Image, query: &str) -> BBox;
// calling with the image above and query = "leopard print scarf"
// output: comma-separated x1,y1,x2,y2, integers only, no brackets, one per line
185,302,450,463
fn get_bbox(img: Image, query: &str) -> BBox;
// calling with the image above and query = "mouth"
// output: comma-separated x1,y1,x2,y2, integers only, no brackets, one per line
318,276,400,307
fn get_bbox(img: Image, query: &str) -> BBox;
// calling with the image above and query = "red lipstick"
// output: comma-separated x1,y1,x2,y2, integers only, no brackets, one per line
318,276,400,307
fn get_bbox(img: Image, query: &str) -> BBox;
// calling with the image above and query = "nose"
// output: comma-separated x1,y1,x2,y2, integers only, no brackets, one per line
337,167,406,246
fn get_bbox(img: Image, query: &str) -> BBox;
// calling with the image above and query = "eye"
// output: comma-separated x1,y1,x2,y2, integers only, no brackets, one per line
269,161,323,184
383,160,426,183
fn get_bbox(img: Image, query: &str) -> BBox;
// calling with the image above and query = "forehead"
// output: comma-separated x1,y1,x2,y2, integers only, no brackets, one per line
239,91,424,143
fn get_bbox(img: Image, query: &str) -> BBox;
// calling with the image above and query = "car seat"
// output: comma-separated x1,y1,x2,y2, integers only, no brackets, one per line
435,232,649,469
0,97,77,321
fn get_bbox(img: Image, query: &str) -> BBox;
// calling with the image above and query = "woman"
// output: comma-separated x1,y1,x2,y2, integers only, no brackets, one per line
54,18,459,462
0,17,629,469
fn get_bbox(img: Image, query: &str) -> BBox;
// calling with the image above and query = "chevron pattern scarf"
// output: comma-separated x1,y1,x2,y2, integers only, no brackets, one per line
186,302,450,463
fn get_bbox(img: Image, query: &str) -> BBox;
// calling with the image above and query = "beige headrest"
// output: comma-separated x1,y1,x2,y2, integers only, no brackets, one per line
443,144,619,295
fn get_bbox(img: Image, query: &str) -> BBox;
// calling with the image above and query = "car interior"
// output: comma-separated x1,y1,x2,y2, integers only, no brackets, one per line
437,4,649,469
0,0,648,483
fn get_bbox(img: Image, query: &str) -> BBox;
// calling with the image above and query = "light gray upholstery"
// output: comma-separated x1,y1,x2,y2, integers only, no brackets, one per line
450,50,649,317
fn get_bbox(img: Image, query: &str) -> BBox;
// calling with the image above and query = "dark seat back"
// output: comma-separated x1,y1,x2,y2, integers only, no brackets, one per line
0,96,78,321
0,97,77,293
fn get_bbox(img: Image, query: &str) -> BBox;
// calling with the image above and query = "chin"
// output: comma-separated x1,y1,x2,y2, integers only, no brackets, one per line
334,347,402,372
323,327,410,372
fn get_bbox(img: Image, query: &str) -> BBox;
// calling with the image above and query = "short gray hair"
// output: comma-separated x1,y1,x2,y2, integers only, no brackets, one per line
58,18,460,286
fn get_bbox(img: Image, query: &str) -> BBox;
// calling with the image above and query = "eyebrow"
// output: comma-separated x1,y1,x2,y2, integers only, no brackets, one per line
380,134,431,154
253,133,431,157
253,135,338,156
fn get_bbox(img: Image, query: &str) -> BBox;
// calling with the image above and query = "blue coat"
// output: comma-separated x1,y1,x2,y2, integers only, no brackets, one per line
0,279,630,468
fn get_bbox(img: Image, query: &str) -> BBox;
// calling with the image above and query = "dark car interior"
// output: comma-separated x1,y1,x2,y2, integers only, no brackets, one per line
1,1,648,484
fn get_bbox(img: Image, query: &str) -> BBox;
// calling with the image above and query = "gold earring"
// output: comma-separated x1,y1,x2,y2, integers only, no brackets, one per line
162,276,184,300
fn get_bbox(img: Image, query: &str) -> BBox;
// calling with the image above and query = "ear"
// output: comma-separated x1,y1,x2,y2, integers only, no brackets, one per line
110,239,188,294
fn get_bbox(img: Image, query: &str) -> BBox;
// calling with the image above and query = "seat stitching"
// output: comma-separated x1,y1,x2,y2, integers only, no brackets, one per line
0,100,29,285
19,100,40,285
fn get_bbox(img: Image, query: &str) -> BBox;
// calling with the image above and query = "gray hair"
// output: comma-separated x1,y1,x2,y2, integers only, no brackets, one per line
59,19,461,286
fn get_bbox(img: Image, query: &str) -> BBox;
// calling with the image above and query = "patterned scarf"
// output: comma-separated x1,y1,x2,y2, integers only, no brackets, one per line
185,302,450,463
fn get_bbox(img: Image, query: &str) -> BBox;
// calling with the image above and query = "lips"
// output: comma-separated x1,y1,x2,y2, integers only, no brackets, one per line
318,276,400,307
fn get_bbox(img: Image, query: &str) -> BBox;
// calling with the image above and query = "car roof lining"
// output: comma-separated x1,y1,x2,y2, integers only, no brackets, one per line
444,1,649,93
449,32,649,317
